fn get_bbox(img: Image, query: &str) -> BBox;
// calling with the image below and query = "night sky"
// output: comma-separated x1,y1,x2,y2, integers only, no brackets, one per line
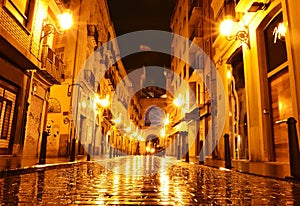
107,0,177,72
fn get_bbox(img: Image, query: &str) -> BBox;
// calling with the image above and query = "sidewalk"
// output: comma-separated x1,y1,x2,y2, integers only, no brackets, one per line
0,155,292,180
0,155,87,178
190,157,291,180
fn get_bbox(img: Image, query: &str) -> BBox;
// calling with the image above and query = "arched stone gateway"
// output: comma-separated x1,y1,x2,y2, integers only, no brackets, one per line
144,106,164,126
145,134,164,155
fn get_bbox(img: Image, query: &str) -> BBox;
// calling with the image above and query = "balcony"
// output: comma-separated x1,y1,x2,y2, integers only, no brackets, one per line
87,24,98,47
189,26,203,50
188,0,202,25
235,0,253,13
189,26,203,41
84,70,95,88
104,70,112,80
41,45,65,84
103,108,112,120
211,0,223,19
104,70,116,90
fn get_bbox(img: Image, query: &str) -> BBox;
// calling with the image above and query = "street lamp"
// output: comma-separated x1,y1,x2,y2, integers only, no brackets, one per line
95,94,110,108
173,95,184,107
173,96,190,162
57,11,73,30
220,17,250,49
163,114,170,126
40,10,73,41
38,10,73,164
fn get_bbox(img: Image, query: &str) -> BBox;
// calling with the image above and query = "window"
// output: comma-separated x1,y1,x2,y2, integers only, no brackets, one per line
4,0,32,26
0,100,12,139
263,11,290,162
264,12,287,73
228,47,248,159
183,65,186,79
196,52,204,69
0,86,16,140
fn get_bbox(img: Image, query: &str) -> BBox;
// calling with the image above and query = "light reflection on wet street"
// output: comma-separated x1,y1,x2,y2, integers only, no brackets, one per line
1,156,300,205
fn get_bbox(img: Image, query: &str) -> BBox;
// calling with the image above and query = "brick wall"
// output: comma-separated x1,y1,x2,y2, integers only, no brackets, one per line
0,2,41,59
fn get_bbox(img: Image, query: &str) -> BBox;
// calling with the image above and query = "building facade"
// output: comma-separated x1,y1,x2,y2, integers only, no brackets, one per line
47,0,135,158
0,0,136,159
212,0,300,162
170,0,214,160
0,0,70,156
171,0,300,166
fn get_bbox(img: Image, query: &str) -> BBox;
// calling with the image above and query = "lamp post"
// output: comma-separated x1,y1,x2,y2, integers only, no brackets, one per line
160,114,170,157
69,1,83,162
94,94,110,159
38,10,73,164
173,96,189,162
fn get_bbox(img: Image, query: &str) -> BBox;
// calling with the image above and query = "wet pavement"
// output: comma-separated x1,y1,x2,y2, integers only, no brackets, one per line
0,156,87,171
1,156,300,205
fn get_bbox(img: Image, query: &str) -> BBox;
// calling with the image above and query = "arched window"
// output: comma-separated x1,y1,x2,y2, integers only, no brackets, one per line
144,106,164,126
48,98,61,113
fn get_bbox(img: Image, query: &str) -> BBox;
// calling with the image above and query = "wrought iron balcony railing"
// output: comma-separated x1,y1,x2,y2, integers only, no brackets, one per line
41,45,65,84
188,0,202,24
84,70,95,88
189,26,203,42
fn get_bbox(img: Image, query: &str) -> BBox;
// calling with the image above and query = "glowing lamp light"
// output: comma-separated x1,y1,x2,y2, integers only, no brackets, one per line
95,94,110,107
125,127,131,133
137,135,142,140
99,95,110,107
226,70,232,79
173,95,184,107
113,117,121,124
58,10,73,30
81,101,87,109
173,98,180,107
220,19,235,37
160,128,166,137
40,10,73,41
146,146,150,152
219,17,250,49
163,114,170,125
133,131,138,137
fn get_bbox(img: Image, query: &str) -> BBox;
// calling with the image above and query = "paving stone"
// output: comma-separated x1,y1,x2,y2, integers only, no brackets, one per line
1,156,300,205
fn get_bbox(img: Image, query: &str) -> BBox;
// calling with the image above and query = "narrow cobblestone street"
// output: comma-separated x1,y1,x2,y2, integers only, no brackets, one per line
1,156,300,205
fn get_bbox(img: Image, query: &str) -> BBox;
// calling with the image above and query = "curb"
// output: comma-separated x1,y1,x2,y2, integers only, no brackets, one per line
0,161,88,178
191,161,300,183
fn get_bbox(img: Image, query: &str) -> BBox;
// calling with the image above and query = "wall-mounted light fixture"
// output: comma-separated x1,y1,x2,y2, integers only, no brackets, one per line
220,18,250,49
40,10,73,41
248,1,270,12
273,22,287,43
32,83,37,95
95,94,110,108
67,83,83,96
173,94,184,107
226,69,232,80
